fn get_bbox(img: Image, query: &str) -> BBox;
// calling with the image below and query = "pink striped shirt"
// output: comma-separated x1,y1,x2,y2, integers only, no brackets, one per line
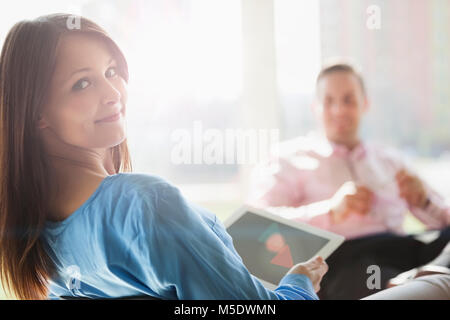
248,133,450,240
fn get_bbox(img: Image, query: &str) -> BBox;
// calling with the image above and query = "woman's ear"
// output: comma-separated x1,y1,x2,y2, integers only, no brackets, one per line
37,115,49,129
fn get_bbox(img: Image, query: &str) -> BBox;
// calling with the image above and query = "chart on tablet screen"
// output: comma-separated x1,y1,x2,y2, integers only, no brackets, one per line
258,223,294,269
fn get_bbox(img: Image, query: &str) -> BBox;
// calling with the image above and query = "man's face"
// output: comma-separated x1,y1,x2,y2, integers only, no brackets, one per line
316,71,368,147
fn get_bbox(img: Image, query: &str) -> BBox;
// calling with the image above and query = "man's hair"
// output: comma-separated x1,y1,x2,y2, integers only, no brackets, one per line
316,63,366,96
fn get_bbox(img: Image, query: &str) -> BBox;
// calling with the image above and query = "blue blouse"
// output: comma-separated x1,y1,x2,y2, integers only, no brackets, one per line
43,173,318,300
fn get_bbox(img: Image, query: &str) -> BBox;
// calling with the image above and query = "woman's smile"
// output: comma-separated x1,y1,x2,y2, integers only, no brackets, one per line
95,108,123,123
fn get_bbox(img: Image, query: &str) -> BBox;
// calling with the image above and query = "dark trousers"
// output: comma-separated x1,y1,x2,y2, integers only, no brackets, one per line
318,227,450,300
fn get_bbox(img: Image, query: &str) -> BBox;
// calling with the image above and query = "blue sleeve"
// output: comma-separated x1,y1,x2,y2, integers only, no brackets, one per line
47,292,60,300
130,182,318,300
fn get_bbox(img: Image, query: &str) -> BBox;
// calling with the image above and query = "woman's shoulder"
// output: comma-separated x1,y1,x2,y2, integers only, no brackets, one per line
110,171,168,184
107,172,176,195
109,172,208,223
105,172,182,216
77,172,182,239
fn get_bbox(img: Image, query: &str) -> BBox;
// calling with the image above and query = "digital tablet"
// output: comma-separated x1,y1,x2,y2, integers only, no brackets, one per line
224,205,345,290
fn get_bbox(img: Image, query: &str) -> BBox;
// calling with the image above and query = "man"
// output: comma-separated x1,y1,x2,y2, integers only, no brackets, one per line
248,63,450,299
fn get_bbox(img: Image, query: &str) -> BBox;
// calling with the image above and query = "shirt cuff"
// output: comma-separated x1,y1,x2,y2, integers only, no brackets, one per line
412,194,449,229
277,273,319,300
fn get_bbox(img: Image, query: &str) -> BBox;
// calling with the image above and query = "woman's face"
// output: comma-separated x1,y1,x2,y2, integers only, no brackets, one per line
39,33,127,150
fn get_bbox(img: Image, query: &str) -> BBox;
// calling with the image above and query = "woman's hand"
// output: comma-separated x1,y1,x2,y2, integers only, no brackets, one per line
286,256,329,292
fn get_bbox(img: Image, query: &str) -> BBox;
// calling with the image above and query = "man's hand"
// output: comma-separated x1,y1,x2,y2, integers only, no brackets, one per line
287,256,328,292
396,169,428,209
329,181,374,224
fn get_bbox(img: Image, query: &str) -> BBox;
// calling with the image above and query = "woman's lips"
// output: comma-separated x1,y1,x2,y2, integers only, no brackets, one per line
96,110,122,123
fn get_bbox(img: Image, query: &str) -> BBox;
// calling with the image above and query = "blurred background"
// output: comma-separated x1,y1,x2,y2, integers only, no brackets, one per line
1,0,449,244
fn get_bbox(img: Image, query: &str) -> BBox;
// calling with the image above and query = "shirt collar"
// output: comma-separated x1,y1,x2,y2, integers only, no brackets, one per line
329,140,367,160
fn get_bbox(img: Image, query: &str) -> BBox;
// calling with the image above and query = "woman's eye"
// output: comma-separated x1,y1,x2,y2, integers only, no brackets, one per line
72,79,90,91
106,67,117,78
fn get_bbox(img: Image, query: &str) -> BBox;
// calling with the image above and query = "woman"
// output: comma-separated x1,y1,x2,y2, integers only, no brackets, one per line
0,14,327,300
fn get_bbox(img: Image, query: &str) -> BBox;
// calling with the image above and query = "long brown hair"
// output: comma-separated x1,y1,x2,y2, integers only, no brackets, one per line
0,13,132,300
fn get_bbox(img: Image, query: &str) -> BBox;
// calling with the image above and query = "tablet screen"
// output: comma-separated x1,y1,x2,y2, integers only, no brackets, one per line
226,211,330,286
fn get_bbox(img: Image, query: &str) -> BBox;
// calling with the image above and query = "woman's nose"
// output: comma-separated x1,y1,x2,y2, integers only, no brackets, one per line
100,79,121,106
